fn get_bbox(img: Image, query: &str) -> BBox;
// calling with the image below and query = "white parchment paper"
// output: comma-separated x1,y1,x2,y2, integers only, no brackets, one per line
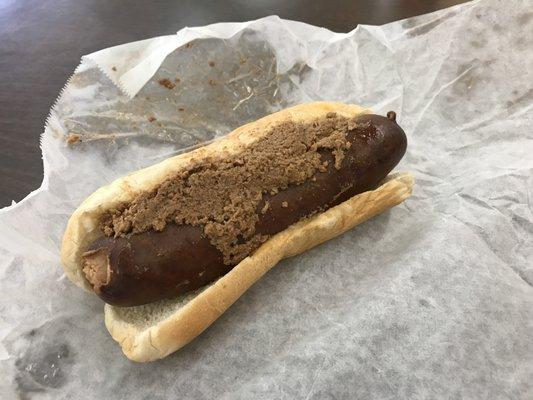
1,0,532,398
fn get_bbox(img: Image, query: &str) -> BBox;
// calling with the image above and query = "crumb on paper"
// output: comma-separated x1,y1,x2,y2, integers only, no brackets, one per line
281,201,288,208
208,61,215,67
111,66,117,71
174,77,181,83
157,122,163,127
158,78,175,89
148,116,157,122
178,107,185,112
209,79,217,86
240,57,247,64
66,134,81,145
186,42,193,48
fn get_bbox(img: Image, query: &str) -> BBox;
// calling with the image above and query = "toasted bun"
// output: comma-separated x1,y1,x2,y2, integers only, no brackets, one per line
105,172,413,362
61,102,370,291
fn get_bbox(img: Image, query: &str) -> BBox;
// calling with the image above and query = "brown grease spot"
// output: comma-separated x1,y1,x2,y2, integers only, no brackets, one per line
66,134,81,144
158,78,175,89
516,12,533,26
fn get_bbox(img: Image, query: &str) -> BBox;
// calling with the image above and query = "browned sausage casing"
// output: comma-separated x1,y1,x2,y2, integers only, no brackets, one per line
84,113,407,306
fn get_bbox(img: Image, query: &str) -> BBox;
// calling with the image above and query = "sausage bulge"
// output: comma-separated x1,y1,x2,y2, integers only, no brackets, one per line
83,112,407,306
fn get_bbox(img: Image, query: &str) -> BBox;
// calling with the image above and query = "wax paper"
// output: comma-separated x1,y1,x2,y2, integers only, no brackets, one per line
1,0,532,398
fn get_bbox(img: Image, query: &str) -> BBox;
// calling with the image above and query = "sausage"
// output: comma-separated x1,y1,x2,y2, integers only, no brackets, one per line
83,112,407,306
83,225,226,306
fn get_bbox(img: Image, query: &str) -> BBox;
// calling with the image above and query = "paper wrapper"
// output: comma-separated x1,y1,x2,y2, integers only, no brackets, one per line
1,0,532,398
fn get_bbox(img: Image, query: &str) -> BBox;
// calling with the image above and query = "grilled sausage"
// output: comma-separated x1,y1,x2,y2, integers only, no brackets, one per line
82,112,407,306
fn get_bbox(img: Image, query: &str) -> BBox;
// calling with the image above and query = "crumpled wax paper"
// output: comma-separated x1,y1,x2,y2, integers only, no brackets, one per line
1,0,532,398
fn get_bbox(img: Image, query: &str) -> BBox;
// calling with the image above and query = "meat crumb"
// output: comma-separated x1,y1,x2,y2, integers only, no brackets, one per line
158,78,175,89
178,107,185,112
148,116,157,122
66,134,81,144
186,42,193,48
261,202,270,214
174,77,181,83
111,66,117,71
208,61,215,67
208,79,217,86
318,160,329,172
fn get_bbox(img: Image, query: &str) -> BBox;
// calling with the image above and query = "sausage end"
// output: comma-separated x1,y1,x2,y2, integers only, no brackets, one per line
82,249,111,291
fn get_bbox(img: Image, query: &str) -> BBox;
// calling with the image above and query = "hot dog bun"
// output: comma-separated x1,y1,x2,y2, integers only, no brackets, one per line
60,102,414,362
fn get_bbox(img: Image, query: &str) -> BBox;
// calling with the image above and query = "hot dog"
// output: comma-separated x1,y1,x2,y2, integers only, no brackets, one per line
61,102,413,361
82,112,406,306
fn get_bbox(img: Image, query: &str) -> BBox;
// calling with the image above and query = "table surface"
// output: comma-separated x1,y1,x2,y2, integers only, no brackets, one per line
0,0,466,207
